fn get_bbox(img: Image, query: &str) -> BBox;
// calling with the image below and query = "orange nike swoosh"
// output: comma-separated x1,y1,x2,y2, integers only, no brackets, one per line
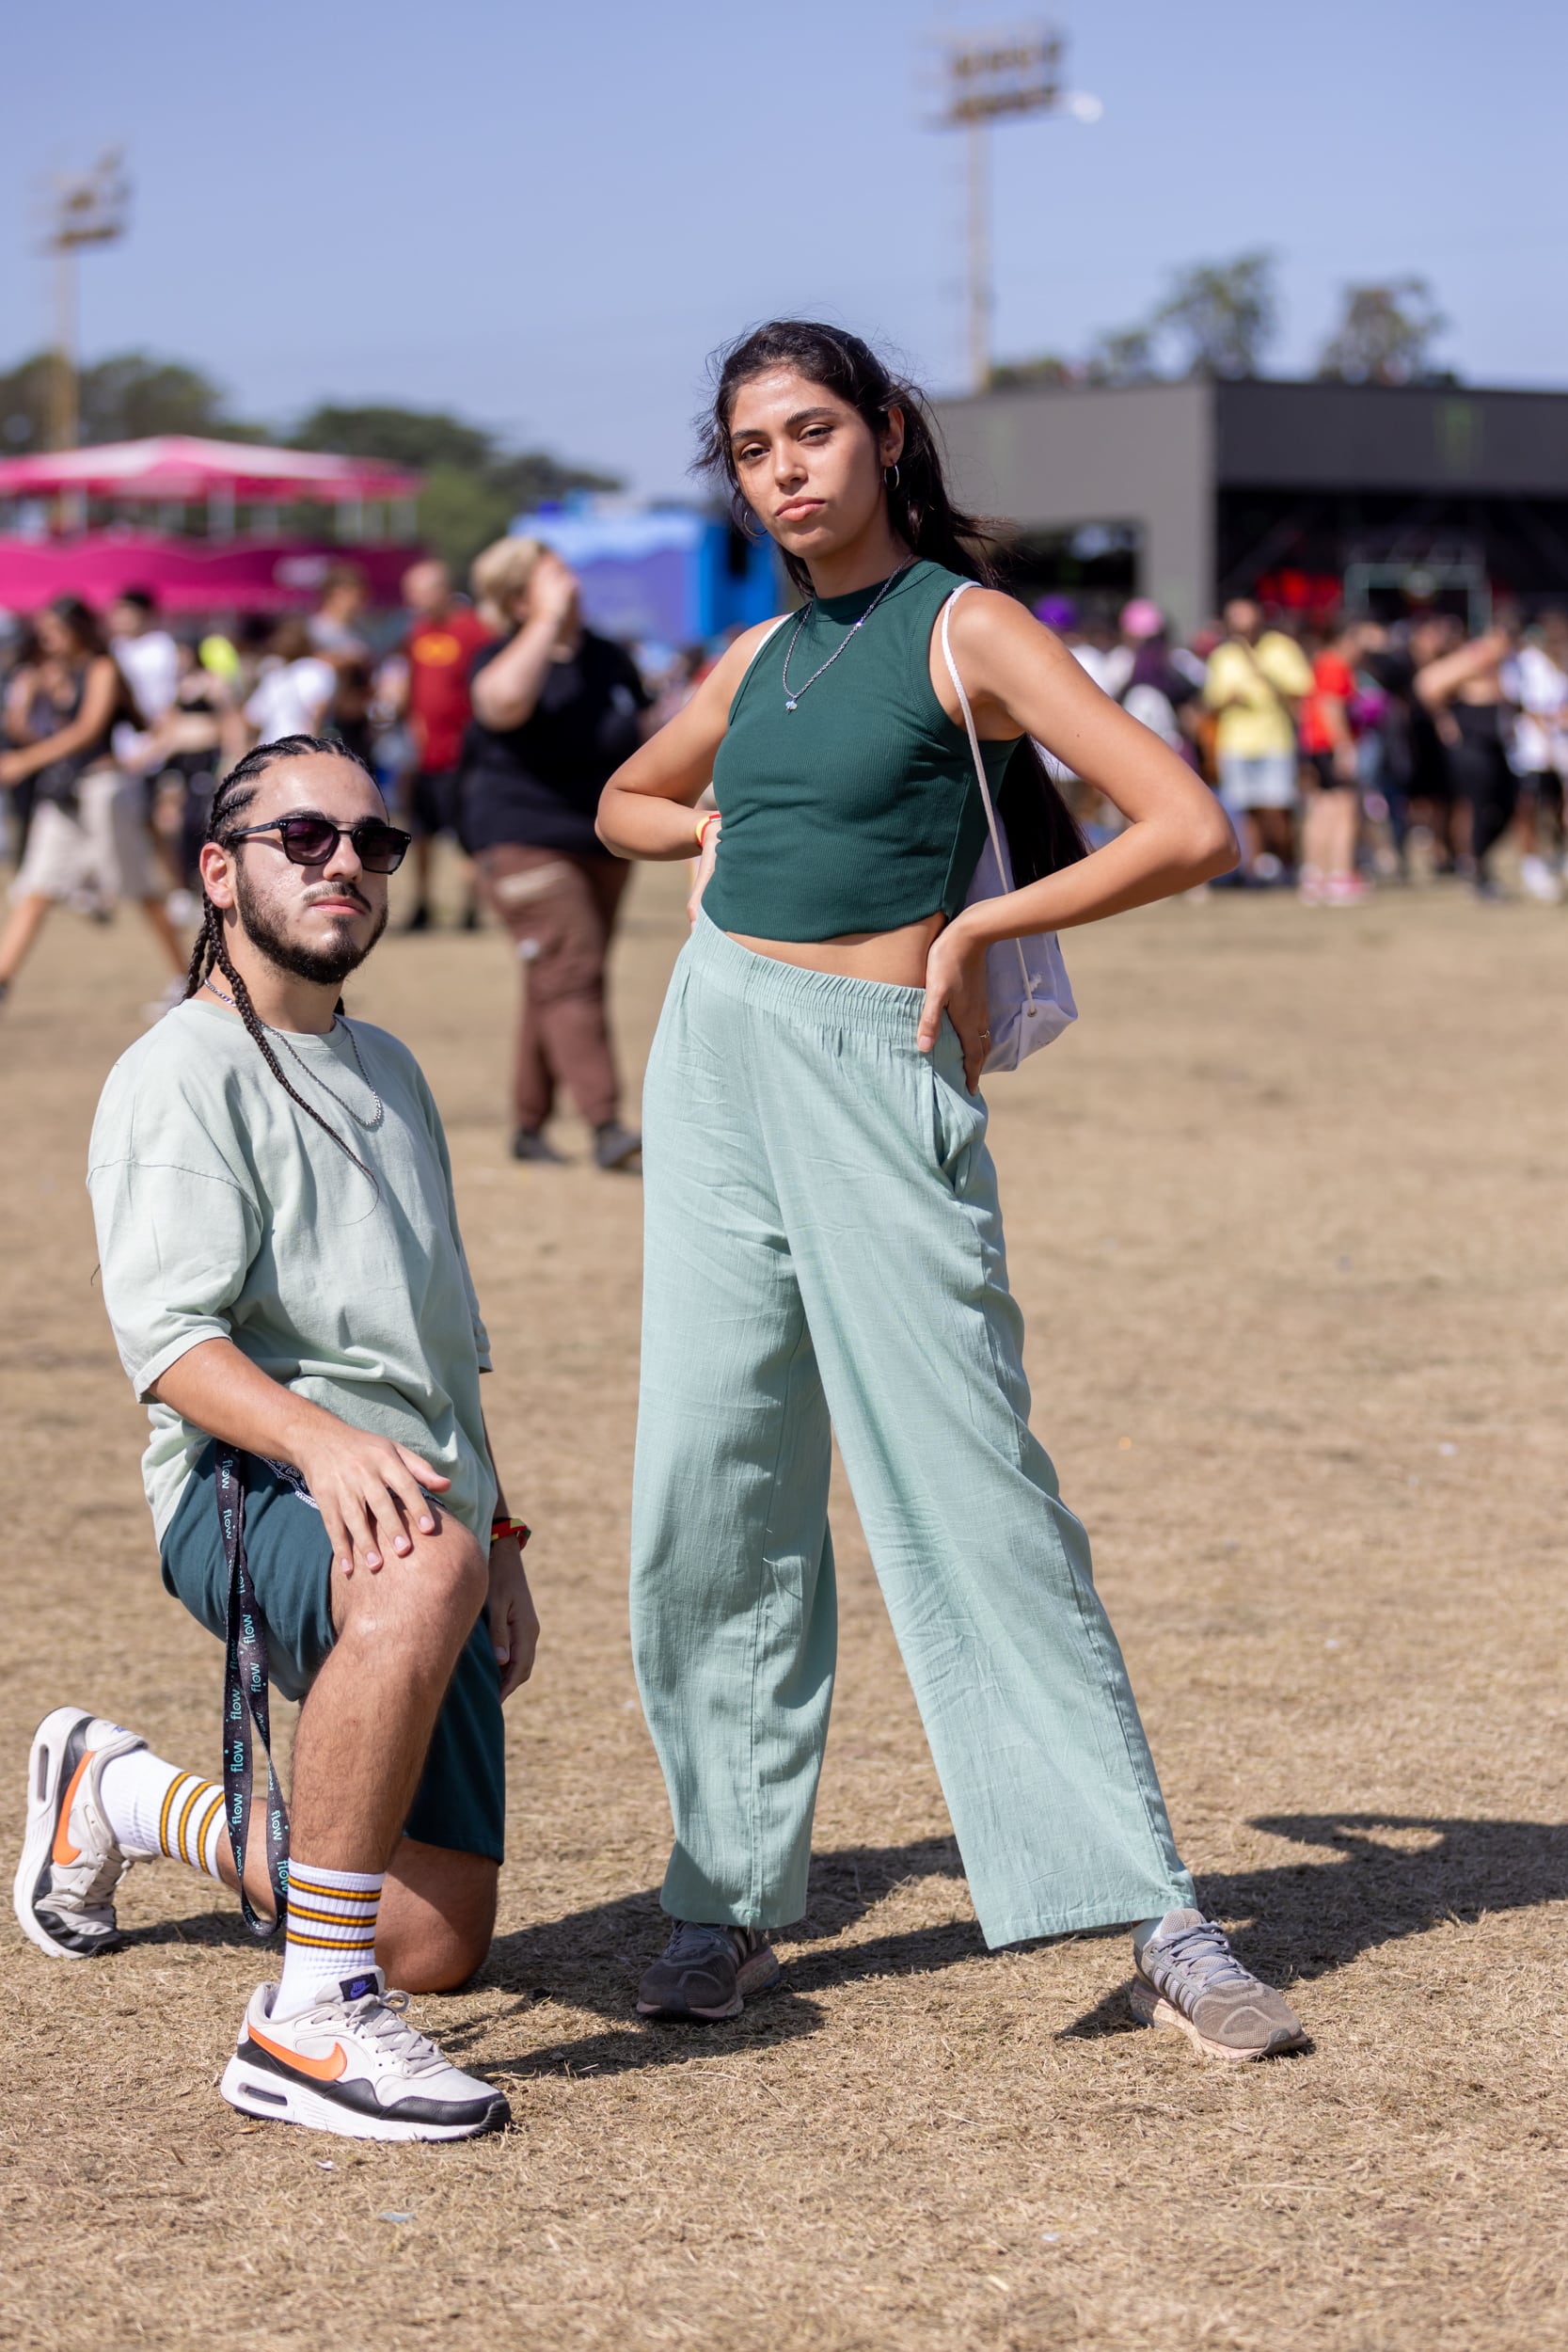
249,2022,349,2082
51,1754,92,1867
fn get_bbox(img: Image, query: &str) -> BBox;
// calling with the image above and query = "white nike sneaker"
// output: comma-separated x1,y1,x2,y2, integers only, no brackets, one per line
220,1970,511,2142
13,1707,151,1960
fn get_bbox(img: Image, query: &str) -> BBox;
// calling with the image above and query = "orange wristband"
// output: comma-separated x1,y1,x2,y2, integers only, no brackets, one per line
694,810,721,850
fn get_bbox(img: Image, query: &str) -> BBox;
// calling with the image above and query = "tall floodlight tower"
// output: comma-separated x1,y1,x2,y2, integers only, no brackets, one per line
41,151,131,450
934,28,1101,394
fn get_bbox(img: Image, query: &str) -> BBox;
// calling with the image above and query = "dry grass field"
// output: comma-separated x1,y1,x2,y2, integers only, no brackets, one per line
3,857,1567,2351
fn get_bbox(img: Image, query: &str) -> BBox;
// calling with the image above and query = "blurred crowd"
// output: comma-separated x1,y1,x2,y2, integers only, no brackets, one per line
1038,590,1568,906
2,557,1565,1039
0,541,656,1165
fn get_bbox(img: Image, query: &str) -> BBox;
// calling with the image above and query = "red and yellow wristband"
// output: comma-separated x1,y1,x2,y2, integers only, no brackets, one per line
694,810,721,851
490,1516,531,1550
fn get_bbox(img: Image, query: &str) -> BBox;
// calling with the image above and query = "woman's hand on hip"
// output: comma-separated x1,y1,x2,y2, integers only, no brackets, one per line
919,919,990,1091
686,818,720,929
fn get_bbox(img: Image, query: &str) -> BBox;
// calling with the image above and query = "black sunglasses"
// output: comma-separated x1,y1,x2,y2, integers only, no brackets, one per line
223,814,412,874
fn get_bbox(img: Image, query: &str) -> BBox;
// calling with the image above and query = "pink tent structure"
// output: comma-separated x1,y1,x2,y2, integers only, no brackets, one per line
0,436,419,505
0,436,422,615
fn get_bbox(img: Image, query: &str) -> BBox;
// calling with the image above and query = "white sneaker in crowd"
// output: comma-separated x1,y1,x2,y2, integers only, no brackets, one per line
1519,854,1562,905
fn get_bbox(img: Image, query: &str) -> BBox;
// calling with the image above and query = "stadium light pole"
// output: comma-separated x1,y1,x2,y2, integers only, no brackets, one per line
40,151,131,451
933,28,1101,395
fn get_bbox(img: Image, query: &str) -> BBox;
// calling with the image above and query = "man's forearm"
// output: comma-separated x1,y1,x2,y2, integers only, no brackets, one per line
149,1335,341,1463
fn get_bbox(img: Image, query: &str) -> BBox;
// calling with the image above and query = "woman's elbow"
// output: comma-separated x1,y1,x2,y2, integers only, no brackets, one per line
1188,800,1239,883
594,784,625,854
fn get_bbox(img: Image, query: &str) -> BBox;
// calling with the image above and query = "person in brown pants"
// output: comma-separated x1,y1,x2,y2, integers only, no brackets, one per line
479,843,630,1142
459,537,649,1168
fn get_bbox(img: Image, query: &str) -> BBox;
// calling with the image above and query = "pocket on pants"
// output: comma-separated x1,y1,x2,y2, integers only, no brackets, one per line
927,1027,987,1189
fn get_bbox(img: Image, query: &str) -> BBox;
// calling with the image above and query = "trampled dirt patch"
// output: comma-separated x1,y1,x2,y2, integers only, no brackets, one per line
3,861,1566,2349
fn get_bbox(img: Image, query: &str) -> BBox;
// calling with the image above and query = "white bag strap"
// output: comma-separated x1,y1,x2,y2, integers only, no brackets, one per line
733,610,792,696
939,583,1036,1004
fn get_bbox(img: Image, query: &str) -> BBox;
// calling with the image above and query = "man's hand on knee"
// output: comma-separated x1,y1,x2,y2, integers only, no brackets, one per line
293,1422,452,1577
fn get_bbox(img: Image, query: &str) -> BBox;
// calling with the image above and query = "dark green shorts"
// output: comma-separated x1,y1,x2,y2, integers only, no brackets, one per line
160,1443,505,1863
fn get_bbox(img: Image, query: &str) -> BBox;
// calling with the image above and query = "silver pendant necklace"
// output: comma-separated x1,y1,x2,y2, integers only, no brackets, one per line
780,558,914,711
203,977,385,1130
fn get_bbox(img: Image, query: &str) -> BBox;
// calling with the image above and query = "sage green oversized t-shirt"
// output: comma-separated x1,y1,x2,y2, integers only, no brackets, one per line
87,996,497,1547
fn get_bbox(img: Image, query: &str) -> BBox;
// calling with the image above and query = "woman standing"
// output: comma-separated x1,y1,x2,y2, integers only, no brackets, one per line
0,596,185,1007
597,322,1305,2063
460,537,647,1169
1416,620,1519,900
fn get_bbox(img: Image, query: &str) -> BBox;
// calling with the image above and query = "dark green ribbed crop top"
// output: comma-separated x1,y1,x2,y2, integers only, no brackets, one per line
703,558,1019,942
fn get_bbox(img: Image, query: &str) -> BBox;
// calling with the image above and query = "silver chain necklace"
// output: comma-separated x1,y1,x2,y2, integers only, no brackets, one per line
780,559,914,711
203,977,385,1130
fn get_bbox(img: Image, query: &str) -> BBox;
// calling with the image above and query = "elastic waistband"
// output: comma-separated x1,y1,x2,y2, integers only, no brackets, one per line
686,913,926,1041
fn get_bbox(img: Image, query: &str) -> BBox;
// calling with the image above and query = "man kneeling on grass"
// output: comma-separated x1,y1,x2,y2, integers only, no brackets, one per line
12,734,536,2143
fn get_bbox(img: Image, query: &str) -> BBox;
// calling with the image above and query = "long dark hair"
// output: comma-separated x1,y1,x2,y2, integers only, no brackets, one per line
43,594,146,729
44,594,107,658
696,319,1085,882
184,735,377,1184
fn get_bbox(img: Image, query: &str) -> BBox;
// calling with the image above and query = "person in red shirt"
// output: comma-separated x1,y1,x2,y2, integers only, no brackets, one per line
396,560,492,930
1298,615,1370,904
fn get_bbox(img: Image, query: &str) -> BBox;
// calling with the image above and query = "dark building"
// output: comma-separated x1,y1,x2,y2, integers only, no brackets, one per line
934,377,1568,635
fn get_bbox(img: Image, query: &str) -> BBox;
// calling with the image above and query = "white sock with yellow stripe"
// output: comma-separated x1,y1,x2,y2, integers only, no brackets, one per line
98,1750,226,1879
275,1860,385,2017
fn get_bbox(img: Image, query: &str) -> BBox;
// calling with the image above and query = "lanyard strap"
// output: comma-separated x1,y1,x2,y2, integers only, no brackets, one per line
216,1443,291,1939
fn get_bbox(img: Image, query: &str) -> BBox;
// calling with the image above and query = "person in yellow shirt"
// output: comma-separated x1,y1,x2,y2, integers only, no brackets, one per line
1204,599,1313,879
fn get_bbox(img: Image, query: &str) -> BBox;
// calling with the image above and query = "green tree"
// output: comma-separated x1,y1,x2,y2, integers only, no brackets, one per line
1153,252,1277,379
1316,279,1450,385
0,355,52,451
1083,326,1160,386
0,348,258,453
988,354,1080,392
289,402,621,573
289,402,496,476
414,464,519,576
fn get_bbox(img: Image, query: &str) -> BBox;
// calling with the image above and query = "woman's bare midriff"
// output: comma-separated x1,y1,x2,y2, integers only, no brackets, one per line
725,912,943,987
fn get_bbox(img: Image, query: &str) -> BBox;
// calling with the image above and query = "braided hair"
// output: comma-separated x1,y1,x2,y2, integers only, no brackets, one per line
184,734,378,1183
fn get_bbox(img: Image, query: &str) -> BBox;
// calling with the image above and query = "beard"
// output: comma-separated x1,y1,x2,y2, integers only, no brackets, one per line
233,866,388,987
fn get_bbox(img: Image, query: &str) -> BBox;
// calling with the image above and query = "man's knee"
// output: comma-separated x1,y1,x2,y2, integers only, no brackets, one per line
334,1522,487,1655
426,1523,487,1619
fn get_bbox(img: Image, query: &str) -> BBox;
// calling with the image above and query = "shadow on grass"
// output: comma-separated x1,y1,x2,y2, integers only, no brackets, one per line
1057,1811,1568,2042
456,1836,977,2076
126,1813,1568,2067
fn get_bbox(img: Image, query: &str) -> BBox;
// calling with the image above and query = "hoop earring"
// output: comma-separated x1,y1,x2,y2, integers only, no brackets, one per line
884,463,901,490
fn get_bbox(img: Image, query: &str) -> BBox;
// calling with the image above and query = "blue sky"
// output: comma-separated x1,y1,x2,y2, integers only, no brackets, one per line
3,0,1562,496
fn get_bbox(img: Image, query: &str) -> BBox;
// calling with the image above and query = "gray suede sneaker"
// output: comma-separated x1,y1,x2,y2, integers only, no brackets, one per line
637,1922,780,2021
1130,1909,1307,2062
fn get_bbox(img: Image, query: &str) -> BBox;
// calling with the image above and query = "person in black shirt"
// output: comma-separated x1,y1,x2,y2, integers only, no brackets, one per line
1363,613,1463,876
461,538,650,1168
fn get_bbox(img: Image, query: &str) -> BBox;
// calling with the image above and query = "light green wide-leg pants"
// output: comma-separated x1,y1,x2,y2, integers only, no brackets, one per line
630,916,1196,1948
